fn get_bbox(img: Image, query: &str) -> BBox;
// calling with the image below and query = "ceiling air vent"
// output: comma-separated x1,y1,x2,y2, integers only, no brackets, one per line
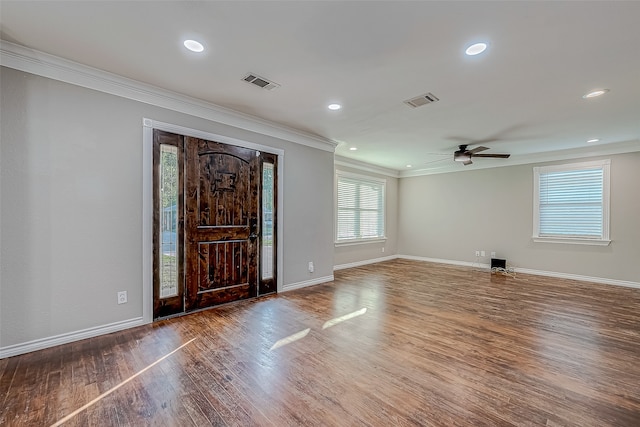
404,92,439,108
243,73,280,91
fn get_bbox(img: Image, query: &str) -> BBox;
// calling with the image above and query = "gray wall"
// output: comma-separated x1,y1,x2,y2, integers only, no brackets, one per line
333,165,398,267
2,63,637,352
398,152,640,282
0,67,334,348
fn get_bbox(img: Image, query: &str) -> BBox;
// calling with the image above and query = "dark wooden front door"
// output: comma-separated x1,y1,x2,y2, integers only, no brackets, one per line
153,131,276,319
184,137,259,311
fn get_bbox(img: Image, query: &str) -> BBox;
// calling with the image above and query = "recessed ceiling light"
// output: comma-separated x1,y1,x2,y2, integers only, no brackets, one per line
406,165,412,168
184,39,204,53
582,89,609,99
587,138,600,143
349,147,357,151
465,42,487,56
328,104,342,110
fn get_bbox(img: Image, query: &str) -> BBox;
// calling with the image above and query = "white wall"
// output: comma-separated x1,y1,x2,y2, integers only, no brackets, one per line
333,165,398,267
0,67,335,350
398,152,640,283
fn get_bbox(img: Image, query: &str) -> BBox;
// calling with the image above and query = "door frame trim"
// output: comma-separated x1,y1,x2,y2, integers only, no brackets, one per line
142,118,285,324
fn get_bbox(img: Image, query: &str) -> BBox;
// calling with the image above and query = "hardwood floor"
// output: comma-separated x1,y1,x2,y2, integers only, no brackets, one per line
2,259,640,426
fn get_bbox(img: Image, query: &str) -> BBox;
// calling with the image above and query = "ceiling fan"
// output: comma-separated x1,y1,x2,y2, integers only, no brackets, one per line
453,145,510,166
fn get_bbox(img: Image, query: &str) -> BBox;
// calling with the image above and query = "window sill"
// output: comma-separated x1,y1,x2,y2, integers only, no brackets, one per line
532,236,611,246
335,238,387,247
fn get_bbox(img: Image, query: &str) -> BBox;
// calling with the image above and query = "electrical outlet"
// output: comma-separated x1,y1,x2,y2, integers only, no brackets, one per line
491,251,496,258
117,291,127,305
481,250,485,257
308,261,314,273
382,247,385,253
475,250,480,257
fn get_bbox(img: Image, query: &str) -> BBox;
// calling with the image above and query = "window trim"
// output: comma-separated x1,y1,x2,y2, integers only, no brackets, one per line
335,170,386,245
532,159,611,246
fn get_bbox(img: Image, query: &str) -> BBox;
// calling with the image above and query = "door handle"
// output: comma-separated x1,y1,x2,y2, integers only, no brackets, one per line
249,218,258,241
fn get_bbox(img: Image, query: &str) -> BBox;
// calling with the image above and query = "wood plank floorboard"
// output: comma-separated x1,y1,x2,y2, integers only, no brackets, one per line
1,259,640,426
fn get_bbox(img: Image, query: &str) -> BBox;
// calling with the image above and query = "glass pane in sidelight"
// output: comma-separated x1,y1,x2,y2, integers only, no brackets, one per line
159,144,178,298
262,163,274,280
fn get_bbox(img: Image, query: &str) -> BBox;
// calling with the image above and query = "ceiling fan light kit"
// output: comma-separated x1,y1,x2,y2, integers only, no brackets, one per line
453,153,471,162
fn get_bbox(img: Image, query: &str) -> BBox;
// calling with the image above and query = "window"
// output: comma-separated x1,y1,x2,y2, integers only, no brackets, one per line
336,171,385,244
261,162,274,280
533,159,610,245
159,144,178,297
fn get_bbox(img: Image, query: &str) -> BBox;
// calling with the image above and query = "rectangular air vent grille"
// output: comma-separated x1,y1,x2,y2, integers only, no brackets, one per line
404,92,440,108
243,73,280,91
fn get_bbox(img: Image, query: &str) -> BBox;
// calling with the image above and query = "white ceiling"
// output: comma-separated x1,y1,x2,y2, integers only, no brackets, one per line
1,1,639,174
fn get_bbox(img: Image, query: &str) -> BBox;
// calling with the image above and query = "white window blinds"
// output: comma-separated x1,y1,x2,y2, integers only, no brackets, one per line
533,160,610,245
336,173,385,242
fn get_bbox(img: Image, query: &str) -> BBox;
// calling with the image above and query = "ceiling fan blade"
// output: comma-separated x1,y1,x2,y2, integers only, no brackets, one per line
472,153,511,158
468,146,489,155
463,160,473,166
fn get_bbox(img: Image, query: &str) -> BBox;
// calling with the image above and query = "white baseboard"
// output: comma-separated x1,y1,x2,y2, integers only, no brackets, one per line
1,275,331,358
334,255,399,271
397,254,490,269
397,254,640,289
5,259,635,359
0,317,147,359
512,267,640,289
282,275,334,292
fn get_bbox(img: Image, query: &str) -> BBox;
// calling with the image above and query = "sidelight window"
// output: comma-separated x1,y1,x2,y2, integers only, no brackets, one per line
159,144,178,297
262,163,274,280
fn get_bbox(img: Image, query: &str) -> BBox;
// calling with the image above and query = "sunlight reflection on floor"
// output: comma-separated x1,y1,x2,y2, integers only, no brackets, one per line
269,328,311,351
269,307,369,351
323,307,367,330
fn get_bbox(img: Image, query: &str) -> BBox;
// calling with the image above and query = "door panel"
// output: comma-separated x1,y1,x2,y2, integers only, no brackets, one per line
198,241,248,289
185,137,259,311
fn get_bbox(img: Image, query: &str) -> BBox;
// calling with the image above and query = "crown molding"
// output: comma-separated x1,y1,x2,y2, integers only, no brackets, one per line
399,139,640,178
0,40,337,153
334,155,400,178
